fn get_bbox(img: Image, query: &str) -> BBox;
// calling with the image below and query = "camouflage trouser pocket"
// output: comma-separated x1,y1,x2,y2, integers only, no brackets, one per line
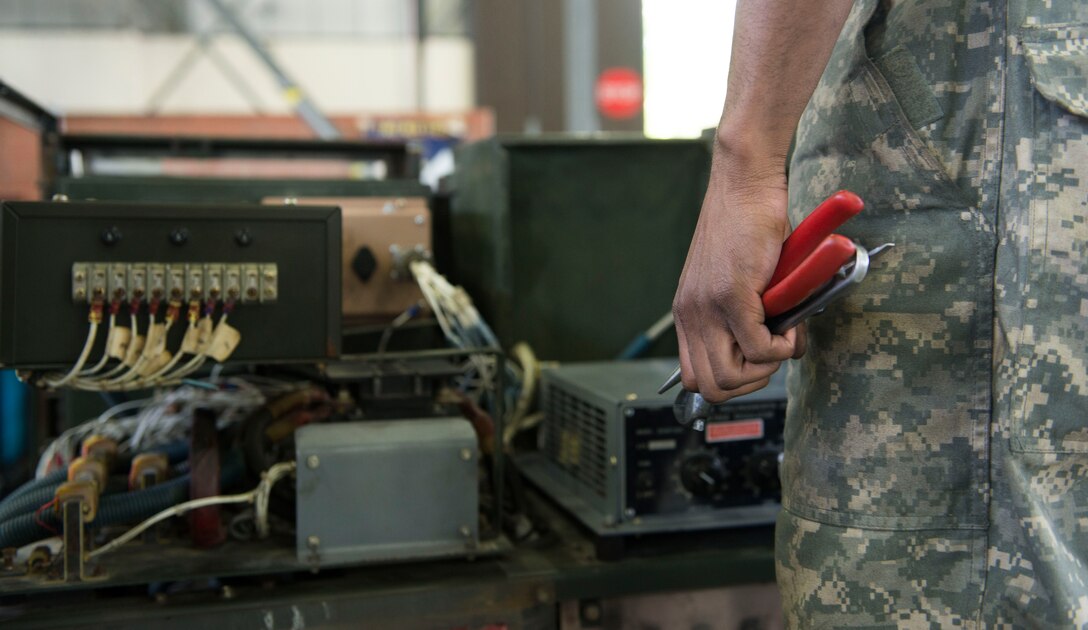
784,18,994,530
1000,25,1088,454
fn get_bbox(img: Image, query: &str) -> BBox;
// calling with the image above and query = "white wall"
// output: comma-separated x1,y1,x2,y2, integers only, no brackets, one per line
0,30,474,115
642,0,735,138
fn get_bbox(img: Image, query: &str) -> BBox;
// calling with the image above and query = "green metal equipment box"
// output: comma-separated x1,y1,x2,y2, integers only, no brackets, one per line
451,136,710,361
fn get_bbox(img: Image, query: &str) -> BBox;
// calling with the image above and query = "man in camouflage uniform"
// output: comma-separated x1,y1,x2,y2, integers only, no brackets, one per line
672,0,1088,627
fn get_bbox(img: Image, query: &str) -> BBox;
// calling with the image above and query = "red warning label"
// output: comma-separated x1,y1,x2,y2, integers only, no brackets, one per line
706,419,764,443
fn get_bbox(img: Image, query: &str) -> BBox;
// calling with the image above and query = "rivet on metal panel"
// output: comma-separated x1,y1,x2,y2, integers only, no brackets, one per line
306,455,320,469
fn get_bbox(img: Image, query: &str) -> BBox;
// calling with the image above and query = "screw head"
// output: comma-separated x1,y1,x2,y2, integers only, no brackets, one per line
459,525,472,537
307,535,320,548
414,215,425,225
51,193,69,202
460,448,473,461
169,228,189,246
306,455,320,469
624,507,636,518
234,229,252,247
624,408,635,418
609,455,618,467
100,226,122,246
693,419,706,432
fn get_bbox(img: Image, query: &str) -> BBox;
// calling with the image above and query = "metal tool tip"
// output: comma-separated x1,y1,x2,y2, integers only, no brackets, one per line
658,365,683,394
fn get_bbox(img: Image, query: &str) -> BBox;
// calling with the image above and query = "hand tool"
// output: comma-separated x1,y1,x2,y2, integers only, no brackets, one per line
660,190,893,428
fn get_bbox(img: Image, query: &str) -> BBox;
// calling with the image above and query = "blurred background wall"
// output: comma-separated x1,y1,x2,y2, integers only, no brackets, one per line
0,0,735,137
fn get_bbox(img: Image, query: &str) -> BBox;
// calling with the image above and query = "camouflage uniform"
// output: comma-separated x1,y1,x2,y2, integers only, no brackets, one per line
780,0,1088,626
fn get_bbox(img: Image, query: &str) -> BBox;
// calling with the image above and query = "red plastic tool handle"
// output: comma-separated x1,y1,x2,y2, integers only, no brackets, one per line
767,190,864,289
762,234,856,317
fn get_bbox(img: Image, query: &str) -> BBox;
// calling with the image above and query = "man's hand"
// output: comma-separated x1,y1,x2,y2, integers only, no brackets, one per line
671,0,852,402
673,147,805,403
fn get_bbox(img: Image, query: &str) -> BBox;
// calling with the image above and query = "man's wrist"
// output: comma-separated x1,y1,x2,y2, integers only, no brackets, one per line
714,122,790,178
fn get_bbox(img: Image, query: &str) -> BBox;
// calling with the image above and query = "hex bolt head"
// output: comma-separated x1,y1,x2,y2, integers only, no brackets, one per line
169,228,189,246
306,455,320,469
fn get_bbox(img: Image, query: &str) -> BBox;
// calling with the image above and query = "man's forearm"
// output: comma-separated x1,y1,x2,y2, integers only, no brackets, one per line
717,0,853,177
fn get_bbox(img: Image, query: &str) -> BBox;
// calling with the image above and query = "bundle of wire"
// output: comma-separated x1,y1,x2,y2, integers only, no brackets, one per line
408,260,513,396
0,454,294,554
34,376,301,479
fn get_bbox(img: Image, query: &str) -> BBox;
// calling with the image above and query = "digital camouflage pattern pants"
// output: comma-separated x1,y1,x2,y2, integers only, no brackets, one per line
780,0,1088,627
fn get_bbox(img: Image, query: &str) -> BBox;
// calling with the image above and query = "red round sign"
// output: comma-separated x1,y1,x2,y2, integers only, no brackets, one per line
595,67,643,120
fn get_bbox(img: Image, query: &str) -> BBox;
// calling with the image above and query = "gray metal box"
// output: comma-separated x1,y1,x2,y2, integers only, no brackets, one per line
519,359,785,537
295,419,479,567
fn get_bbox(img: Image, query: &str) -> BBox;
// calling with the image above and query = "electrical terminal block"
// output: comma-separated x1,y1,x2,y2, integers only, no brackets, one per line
260,264,278,302
167,266,186,303
147,264,166,303
185,264,205,302
71,263,88,303
107,264,127,303
204,264,223,302
128,264,147,303
242,264,260,303
89,264,108,302
224,264,242,302
72,263,279,305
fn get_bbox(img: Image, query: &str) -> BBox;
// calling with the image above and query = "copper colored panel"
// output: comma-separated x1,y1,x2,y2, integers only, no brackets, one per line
264,196,429,319
0,118,42,200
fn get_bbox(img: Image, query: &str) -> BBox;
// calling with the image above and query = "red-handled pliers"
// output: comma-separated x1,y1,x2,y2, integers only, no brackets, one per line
660,190,894,428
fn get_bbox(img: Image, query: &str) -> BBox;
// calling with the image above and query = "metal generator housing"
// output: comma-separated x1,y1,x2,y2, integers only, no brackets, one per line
295,418,480,567
519,359,785,537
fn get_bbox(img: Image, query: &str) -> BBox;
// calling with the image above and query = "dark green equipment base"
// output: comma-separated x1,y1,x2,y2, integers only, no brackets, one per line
0,490,775,629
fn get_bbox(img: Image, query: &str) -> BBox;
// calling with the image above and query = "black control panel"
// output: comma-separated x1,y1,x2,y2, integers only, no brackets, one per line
624,399,785,517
